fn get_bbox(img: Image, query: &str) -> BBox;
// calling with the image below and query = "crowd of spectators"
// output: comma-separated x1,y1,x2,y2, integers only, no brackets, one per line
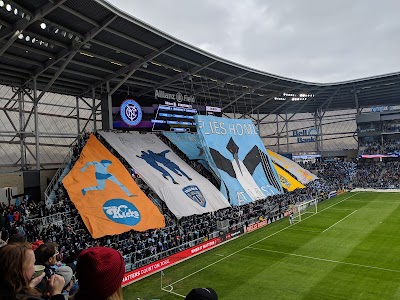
2,131,400,281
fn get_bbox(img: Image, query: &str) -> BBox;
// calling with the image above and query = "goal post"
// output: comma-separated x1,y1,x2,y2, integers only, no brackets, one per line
292,198,318,223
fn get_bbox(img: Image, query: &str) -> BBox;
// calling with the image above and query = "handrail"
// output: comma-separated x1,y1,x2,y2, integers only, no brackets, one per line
26,211,71,227
44,135,83,207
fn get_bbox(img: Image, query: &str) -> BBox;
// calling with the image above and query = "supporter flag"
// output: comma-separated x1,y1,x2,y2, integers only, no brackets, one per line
267,150,318,184
196,115,283,206
273,163,305,191
62,134,165,238
99,131,231,218
162,131,211,171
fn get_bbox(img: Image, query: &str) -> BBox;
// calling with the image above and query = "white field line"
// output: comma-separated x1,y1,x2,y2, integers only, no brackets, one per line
247,246,400,274
346,199,400,203
161,285,185,298
164,192,360,289
322,210,358,233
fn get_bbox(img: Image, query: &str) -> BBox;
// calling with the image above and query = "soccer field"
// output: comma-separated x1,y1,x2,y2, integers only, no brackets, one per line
124,192,400,300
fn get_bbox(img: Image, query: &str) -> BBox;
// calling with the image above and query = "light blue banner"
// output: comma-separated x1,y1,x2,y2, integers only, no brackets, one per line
162,132,211,171
196,115,283,206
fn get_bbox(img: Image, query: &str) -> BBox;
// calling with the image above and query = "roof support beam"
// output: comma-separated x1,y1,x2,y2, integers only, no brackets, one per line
35,15,118,101
193,71,249,96
82,43,175,96
138,60,215,97
222,82,269,110
0,0,68,55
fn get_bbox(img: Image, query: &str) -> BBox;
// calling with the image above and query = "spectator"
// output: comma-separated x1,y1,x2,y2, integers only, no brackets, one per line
34,243,59,292
0,230,9,248
185,287,218,300
8,233,27,244
73,247,125,300
0,242,65,300
56,266,75,299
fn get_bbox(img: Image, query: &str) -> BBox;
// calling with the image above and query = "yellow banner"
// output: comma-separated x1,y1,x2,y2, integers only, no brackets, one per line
62,134,165,238
273,163,305,191
267,150,318,184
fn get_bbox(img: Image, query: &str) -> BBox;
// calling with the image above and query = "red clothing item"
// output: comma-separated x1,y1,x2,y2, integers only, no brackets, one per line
13,211,19,221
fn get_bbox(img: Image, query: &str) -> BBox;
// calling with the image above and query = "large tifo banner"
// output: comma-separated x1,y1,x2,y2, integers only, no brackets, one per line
273,163,305,192
196,116,283,206
267,150,318,184
100,132,230,218
162,132,210,170
62,134,165,238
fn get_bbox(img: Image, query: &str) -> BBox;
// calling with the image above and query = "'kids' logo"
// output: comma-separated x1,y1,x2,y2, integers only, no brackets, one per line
121,100,142,126
103,199,141,226
182,185,206,207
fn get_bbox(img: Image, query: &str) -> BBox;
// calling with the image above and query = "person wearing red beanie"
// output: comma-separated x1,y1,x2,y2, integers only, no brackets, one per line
73,247,125,300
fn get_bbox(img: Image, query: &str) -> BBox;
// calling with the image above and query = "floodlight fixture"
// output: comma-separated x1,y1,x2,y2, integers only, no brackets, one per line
6,3,11,11
40,22,46,29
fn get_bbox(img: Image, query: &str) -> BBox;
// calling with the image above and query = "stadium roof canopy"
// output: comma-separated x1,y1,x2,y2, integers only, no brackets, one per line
1,0,400,115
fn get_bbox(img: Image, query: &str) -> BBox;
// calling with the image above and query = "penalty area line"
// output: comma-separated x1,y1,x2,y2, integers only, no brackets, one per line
165,193,360,288
247,246,400,274
322,210,357,233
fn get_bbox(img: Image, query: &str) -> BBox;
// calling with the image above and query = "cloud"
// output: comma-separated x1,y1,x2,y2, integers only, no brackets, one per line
107,0,400,82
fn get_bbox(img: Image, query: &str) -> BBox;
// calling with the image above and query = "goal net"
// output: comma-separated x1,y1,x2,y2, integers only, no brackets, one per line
292,198,318,223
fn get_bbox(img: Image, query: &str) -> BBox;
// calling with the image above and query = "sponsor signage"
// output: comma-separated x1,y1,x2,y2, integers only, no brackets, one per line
155,89,196,103
224,226,245,241
246,219,268,232
122,238,221,286
371,105,392,112
337,189,345,195
292,128,319,143
328,191,337,199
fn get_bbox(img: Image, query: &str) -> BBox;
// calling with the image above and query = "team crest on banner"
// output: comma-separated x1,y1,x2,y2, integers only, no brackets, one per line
99,132,231,218
121,99,142,126
182,185,206,207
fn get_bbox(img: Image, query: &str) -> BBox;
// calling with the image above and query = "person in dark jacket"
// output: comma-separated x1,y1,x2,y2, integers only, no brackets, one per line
0,242,64,300
34,243,58,293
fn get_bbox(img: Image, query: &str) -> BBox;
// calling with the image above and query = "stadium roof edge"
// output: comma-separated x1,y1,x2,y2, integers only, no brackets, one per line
0,0,398,114
98,0,400,88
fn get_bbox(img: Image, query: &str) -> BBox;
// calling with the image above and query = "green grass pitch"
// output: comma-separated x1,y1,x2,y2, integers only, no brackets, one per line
123,192,400,299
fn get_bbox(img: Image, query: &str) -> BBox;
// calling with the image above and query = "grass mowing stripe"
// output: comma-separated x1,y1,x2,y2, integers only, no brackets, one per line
321,209,357,233
166,192,360,288
246,246,400,273
287,228,322,233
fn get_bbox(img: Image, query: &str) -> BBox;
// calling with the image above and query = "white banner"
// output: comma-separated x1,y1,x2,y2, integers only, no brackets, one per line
100,132,230,218
267,150,318,184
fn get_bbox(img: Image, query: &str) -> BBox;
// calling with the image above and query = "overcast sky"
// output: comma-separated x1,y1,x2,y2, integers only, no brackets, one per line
107,0,400,83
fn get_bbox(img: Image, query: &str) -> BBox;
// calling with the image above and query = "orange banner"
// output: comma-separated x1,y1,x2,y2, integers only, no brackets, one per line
62,134,165,238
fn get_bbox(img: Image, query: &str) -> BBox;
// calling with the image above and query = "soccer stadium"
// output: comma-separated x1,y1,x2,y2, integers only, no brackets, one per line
0,1,399,300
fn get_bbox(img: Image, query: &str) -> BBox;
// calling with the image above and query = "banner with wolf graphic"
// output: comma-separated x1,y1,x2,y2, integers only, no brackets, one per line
195,116,283,206
99,132,231,218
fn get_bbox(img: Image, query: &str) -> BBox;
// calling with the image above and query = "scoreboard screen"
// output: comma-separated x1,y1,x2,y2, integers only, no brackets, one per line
112,92,222,132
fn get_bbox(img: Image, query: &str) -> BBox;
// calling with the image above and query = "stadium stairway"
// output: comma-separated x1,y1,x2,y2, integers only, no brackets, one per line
378,166,387,182
46,163,71,206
